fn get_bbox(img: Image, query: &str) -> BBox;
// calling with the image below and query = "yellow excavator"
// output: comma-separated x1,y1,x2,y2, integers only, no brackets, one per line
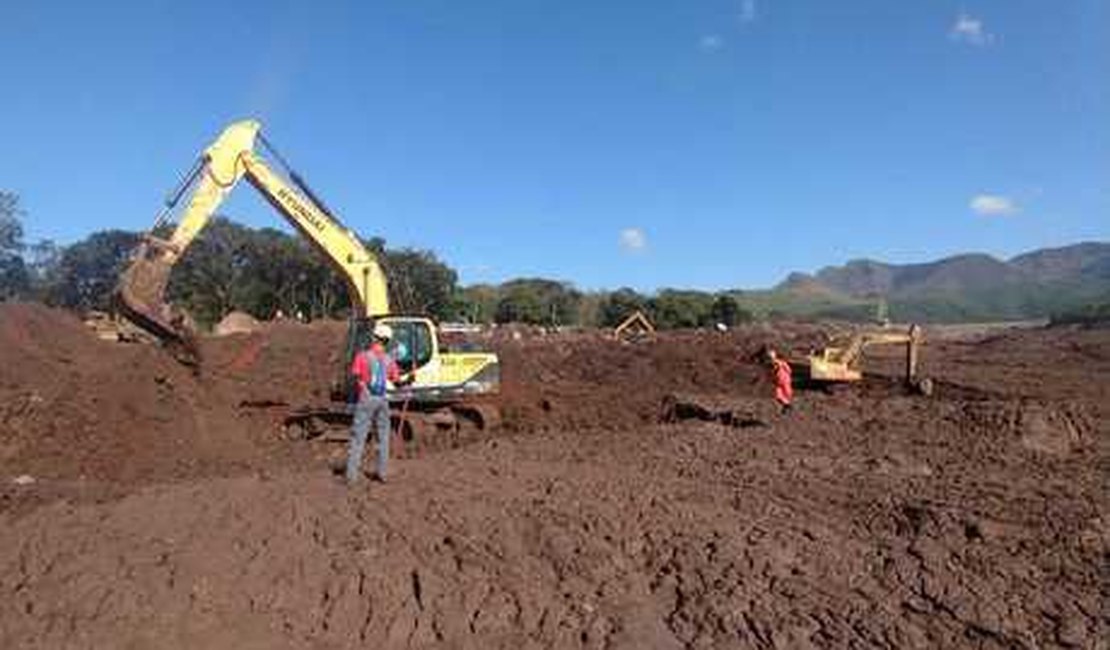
806,324,932,395
117,120,500,442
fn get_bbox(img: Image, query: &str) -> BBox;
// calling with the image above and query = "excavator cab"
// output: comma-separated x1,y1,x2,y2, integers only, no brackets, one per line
382,318,435,372
342,317,435,372
337,316,443,402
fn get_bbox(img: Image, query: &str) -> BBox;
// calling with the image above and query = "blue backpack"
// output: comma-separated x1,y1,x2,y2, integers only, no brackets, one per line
362,350,388,397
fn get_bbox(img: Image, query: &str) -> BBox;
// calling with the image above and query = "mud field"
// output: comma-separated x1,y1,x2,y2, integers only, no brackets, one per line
0,303,1106,649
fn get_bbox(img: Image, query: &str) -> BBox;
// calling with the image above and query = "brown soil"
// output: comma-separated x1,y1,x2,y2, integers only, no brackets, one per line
0,303,1105,649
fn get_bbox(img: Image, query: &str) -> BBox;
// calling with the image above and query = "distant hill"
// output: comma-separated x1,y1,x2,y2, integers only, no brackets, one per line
734,242,1110,323
1009,242,1110,282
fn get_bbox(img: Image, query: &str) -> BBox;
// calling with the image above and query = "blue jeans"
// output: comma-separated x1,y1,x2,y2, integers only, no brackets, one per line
346,390,391,482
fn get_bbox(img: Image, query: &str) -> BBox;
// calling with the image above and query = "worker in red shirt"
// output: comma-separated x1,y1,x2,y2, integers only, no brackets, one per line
346,322,403,484
763,346,794,415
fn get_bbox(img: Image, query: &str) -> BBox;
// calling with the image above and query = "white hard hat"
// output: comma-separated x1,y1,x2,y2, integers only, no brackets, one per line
372,322,393,341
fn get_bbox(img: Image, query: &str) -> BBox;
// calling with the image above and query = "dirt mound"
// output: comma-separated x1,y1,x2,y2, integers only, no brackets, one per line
921,326,1110,403
200,319,346,406
0,303,267,493
495,326,826,433
213,310,262,336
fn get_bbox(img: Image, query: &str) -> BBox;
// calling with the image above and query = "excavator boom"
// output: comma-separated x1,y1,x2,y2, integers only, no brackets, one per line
807,324,924,387
116,120,389,362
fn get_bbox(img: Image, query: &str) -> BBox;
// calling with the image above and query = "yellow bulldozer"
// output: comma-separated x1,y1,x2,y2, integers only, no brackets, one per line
116,120,500,444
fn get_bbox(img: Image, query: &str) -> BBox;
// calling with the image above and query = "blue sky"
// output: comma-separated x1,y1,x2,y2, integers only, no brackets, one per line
1,0,1106,290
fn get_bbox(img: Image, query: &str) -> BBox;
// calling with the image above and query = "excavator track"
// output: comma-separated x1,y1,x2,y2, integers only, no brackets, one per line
395,402,502,453
285,400,502,457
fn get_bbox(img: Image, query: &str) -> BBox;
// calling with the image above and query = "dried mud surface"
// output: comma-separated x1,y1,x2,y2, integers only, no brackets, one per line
0,303,1106,649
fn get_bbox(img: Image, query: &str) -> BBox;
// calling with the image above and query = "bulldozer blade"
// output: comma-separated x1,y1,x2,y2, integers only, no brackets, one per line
116,242,201,367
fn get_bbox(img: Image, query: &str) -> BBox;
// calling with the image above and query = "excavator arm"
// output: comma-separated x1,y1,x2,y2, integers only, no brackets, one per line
809,324,923,385
827,329,918,366
118,120,389,361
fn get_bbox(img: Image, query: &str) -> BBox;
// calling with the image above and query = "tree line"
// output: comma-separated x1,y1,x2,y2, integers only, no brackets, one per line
0,191,751,329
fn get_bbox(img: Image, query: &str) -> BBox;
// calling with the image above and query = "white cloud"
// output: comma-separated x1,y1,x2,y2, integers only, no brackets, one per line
950,13,994,46
739,0,757,24
619,228,647,252
699,34,724,52
970,194,1018,216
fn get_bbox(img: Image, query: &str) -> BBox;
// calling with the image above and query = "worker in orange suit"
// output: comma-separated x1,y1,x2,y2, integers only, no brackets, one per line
763,346,794,415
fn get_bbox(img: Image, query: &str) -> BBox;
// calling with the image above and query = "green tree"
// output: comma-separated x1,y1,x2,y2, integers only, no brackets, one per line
383,248,459,321
0,192,30,300
236,228,311,319
45,230,140,311
648,289,715,329
709,294,751,326
166,222,460,324
166,217,252,326
27,239,60,277
0,193,24,252
454,284,500,323
495,284,546,324
167,219,372,325
576,291,605,328
598,287,648,327
494,279,581,325
300,253,350,320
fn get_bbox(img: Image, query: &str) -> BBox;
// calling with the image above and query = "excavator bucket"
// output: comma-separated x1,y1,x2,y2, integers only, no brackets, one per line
116,238,201,366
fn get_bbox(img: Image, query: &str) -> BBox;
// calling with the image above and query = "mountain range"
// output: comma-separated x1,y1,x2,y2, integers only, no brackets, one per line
732,242,1110,323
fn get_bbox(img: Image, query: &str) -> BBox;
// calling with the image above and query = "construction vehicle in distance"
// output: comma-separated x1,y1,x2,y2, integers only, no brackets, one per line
612,310,655,342
806,324,932,395
116,120,500,444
